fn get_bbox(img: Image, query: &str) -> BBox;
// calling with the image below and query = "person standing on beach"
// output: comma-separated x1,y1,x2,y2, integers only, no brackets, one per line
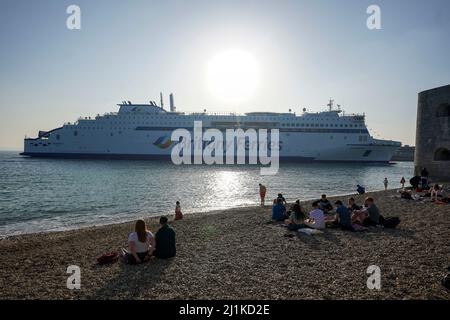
400,177,406,188
383,178,388,191
259,183,267,206
174,201,183,220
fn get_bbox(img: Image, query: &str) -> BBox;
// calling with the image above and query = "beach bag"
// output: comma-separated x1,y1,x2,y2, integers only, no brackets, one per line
97,251,120,265
381,217,400,228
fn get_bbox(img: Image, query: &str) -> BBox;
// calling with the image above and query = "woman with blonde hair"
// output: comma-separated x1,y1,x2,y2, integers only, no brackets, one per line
125,219,155,264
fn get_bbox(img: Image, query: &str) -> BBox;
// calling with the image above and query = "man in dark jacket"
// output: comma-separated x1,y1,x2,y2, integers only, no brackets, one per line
154,216,176,259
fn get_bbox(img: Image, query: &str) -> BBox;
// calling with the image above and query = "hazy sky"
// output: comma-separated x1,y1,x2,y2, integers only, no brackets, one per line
1,0,449,150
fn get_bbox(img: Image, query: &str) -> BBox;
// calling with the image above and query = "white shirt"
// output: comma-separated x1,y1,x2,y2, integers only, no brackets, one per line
308,209,325,229
128,231,154,253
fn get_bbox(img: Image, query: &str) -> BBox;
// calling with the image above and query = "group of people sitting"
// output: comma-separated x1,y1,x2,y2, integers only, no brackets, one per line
123,216,177,264
272,193,382,232
400,182,449,203
397,169,448,203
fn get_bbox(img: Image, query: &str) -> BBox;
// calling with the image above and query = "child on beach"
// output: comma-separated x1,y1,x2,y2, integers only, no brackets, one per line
175,201,183,220
259,183,267,206
124,219,155,264
383,178,388,191
400,177,406,188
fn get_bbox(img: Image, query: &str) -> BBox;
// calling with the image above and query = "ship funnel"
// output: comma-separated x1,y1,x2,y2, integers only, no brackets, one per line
160,92,164,109
169,93,176,112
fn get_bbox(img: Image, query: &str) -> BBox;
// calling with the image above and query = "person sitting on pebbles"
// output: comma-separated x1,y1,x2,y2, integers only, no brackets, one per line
277,193,287,206
431,184,444,202
153,216,176,259
286,200,306,231
330,200,354,231
352,197,380,227
318,194,333,213
272,197,288,222
304,201,325,229
124,219,155,264
347,197,361,212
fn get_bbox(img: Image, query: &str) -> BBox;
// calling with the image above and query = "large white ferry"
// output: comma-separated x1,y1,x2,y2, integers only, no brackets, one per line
21,94,400,162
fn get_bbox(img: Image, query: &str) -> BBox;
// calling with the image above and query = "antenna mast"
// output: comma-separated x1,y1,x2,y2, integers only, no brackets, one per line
327,99,334,111
160,92,164,109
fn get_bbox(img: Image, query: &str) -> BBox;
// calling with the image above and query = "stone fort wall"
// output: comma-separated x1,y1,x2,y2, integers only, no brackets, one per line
414,84,450,181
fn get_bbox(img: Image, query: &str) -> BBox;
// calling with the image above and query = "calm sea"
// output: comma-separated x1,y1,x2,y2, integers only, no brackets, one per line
0,151,414,237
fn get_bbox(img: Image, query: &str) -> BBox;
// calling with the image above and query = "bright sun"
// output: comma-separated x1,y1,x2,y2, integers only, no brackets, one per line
206,49,260,105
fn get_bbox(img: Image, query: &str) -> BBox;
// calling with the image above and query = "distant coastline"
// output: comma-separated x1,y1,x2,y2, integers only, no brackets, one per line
391,145,415,162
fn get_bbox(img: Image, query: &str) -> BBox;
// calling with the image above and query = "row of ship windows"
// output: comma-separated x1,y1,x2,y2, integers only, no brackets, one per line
68,123,364,129
101,115,357,121
38,134,369,145
57,132,369,139
281,123,362,128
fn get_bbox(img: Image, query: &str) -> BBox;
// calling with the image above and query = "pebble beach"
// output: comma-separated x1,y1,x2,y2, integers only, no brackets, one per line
0,189,449,300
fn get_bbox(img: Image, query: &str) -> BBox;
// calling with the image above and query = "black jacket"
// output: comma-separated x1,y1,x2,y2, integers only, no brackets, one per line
154,225,176,259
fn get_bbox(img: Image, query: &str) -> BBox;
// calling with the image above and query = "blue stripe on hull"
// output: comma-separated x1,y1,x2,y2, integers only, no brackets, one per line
20,152,391,163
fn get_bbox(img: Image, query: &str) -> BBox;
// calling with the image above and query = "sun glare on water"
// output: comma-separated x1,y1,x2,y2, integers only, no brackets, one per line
206,49,260,105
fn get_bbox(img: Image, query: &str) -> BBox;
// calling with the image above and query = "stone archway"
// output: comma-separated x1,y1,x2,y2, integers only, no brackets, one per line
436,103,450,117
434,148,450,161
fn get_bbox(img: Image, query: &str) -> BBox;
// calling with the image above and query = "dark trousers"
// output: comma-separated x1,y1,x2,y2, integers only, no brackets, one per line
362,217,378,227
287,223,305,231
126,251,149,264
340,224,355,232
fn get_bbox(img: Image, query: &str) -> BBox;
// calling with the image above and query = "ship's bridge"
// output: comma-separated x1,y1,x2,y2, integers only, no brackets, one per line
303,110,341,118
118,102,167,114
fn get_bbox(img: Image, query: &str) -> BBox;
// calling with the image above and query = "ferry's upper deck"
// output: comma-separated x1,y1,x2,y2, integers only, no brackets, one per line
108,98,366,124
